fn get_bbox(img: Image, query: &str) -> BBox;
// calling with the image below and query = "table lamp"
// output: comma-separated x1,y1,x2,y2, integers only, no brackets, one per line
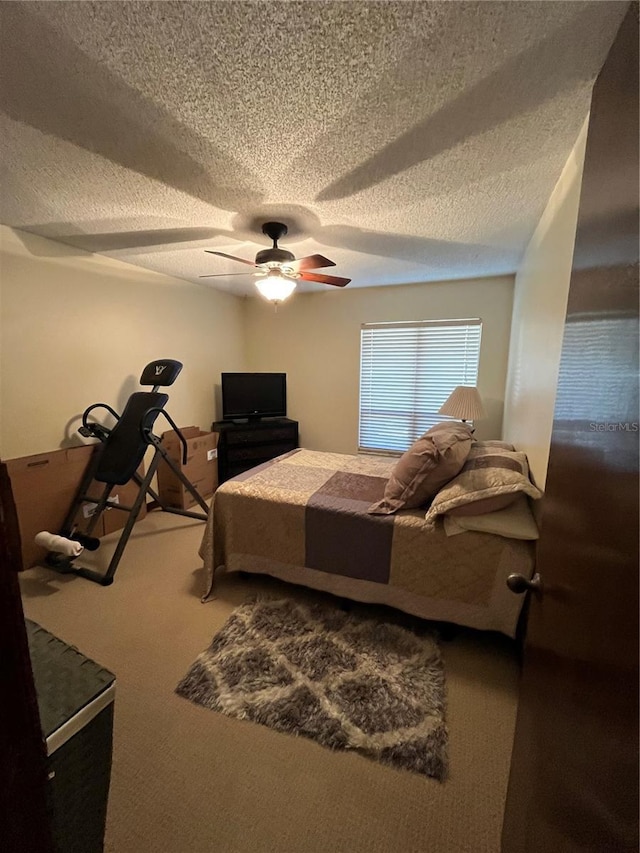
438,386,486,423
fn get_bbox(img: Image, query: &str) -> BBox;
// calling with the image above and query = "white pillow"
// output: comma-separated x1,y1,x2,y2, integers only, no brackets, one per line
443,495,539,540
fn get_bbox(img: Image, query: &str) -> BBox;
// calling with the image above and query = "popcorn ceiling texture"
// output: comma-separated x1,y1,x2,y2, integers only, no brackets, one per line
0,1,628,293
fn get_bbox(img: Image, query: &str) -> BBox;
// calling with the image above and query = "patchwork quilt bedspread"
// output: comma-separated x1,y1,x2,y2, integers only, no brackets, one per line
199,449,535,637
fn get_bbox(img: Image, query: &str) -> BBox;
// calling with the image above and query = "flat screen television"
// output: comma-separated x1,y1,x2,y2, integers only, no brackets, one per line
221,372,287,421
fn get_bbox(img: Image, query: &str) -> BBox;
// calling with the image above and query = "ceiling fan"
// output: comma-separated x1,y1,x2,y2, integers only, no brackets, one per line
200,221,350,302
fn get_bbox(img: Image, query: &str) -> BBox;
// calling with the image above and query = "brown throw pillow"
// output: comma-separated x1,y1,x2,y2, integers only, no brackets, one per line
369,422,473,515
447,492,518,517
471,440,516,451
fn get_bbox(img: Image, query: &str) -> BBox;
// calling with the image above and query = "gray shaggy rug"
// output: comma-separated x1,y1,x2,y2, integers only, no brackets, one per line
176,597,448,780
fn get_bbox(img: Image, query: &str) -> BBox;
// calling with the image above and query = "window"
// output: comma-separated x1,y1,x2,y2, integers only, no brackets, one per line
359,319,482,453
554,316,637,421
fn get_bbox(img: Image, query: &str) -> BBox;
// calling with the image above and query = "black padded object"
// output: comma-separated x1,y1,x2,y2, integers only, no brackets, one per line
26,620,115,745
94,391,168,485
139,359,183,387
27,621,115,853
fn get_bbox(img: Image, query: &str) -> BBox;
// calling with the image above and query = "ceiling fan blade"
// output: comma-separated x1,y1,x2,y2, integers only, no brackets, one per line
205,250,257,267
199,272,256,278
299,272,351,287
286,254,336,272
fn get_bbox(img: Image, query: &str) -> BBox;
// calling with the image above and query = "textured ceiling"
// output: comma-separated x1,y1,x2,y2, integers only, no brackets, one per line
0,1,628,296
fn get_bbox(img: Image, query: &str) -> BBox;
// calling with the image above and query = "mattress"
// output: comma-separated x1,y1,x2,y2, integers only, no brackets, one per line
199,449,535,637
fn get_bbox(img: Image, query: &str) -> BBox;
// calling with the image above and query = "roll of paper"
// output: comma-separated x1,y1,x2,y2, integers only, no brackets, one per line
34,531,84,558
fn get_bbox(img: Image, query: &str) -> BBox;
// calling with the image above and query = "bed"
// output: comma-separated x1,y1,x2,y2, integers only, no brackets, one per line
199,447,538,638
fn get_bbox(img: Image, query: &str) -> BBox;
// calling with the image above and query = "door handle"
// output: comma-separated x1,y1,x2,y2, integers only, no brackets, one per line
507,572,543,594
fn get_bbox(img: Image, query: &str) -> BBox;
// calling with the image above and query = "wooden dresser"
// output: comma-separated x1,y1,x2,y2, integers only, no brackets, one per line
213,418,299,483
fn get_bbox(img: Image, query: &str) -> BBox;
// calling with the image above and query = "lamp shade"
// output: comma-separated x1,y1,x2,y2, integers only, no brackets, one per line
255,271,296,303
438,386,486,421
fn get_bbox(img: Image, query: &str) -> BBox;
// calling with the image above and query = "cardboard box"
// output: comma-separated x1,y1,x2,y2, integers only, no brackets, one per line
82,464,147,536
6,446,147,570
157,427,218,509
157,474,212,511
7,446,94,570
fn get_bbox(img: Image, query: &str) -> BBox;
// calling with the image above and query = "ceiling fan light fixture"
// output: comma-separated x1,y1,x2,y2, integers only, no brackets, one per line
255,270,296,304
204,221,350,291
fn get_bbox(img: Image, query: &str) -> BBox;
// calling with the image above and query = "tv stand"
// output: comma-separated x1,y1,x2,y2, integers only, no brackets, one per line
213,418,299,483
229,416,283,425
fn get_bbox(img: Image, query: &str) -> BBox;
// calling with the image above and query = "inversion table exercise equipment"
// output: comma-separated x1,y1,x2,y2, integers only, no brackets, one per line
43,359,209,586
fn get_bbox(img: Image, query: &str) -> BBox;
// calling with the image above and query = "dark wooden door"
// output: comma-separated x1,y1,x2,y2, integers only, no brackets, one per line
501,6,639,853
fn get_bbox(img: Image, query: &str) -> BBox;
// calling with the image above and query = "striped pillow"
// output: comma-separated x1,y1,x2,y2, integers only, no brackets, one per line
424,446,543,527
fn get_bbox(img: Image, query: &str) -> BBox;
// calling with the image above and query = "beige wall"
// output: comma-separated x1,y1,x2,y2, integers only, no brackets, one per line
0,226,246,459
503,118,589,489
243,276,514,454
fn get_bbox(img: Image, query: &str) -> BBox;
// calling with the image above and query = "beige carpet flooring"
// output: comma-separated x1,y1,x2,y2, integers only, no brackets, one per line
20,509,520,853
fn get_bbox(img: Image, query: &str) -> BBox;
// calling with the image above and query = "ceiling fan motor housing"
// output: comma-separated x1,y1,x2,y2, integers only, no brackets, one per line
255,247,296,267
202,219,349,286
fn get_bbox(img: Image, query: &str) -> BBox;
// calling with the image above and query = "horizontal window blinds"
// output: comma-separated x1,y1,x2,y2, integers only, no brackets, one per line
554,317,637,421
359,319,482,453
